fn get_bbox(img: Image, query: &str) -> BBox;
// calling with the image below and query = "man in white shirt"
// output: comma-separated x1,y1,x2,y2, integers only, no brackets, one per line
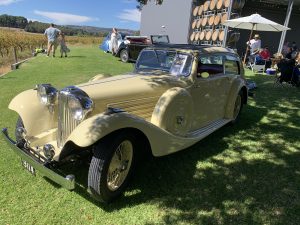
44,23,61,57
246,34,261,64
247,34,261,55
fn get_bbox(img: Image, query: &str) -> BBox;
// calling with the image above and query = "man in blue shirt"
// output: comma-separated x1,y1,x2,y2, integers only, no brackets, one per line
44,23,61,57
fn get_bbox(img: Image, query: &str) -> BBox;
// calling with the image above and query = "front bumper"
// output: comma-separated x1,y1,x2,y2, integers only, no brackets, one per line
1,128,75,190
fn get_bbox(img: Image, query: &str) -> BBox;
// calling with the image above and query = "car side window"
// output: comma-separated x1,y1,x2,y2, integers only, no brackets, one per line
224,55,240,75
197,55,224,77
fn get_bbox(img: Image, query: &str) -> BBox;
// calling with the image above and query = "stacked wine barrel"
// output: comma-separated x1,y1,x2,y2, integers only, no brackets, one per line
190,0,245,46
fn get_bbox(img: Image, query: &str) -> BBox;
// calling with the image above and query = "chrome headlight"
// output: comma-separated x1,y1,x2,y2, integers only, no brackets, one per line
68,96,93,121
36,84,58,106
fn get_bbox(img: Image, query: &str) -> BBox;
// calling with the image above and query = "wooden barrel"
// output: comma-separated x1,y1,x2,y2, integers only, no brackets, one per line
196,19,202,28
219,30,225,41
195,32,200,41
232,0,245,9
203,1,211,11
212,29,219,41
192,20,197,29
190,32,196,42
193,6,199,16
201,16,208,26
216,0,224,9
209,0,218,10
224,0,230,7
208,15,215,26
205,30,212,40
199,30,206,40
214,14,221,25
198,5,204,16
221,13,228,24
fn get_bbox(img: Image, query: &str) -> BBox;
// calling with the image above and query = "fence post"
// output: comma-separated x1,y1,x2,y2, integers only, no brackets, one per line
13,47,18,63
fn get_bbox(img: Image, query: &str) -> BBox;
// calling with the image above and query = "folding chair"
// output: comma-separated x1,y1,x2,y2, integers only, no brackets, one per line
246,54,266,73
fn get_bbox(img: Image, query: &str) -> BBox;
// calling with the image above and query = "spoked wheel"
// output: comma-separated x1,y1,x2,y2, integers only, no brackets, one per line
231,91,243,124
120,49,129,63
107,140,133,191
88,132,137,203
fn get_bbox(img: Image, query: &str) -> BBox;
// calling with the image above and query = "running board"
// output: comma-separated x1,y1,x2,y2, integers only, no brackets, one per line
188,118,231,139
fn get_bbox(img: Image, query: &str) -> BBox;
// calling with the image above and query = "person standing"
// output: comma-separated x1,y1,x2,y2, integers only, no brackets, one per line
110,28,119,55
44,23,61,57
247,34,262,55
246,34,262,63
59,33,69,58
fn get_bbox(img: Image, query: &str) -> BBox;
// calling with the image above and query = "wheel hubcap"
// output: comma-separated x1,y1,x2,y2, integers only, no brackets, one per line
107,140,133,191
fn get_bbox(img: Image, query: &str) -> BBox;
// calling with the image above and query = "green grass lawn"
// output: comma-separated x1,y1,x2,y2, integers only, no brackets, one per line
0,46,300,225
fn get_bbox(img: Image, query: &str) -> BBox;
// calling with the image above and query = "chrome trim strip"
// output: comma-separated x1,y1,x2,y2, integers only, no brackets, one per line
1,128,75,190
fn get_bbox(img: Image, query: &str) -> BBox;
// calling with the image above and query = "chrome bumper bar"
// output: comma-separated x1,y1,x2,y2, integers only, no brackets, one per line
1,128,75,190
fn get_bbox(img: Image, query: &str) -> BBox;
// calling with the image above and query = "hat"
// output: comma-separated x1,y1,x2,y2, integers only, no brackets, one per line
254,34,260,38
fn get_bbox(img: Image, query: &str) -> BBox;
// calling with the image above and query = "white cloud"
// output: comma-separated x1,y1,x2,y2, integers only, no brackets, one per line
34,10,98,25
0,0,20,6
122,0,135,3
117,9,141,23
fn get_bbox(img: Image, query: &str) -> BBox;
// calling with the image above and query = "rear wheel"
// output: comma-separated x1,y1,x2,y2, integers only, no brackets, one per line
88,132,137,202
120,49,129,63
231,91,243,124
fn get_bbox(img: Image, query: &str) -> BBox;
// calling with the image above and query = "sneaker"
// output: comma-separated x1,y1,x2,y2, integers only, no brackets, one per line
53,55,55,57
65,55,68,57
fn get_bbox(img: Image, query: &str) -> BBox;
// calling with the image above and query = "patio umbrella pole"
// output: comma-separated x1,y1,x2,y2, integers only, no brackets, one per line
243,23,255,65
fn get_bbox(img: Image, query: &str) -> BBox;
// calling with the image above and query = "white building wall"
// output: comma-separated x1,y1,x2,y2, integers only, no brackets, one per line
140,0,193,44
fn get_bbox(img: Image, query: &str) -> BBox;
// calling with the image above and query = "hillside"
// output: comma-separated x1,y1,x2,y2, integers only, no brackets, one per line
0,14,137,36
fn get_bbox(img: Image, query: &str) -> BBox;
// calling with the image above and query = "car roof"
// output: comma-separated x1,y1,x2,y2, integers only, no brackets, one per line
145,44,236,54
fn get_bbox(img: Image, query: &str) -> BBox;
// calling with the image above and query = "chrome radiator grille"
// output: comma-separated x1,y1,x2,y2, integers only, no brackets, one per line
57,92,81,148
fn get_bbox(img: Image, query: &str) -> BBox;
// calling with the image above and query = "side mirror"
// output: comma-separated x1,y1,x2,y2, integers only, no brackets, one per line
200,72,210,78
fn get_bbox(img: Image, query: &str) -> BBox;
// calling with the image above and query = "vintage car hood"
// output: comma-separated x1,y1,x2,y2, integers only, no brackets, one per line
76,73,190,119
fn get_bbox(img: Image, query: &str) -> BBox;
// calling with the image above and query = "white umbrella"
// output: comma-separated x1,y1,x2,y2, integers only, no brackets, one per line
222,13,290,64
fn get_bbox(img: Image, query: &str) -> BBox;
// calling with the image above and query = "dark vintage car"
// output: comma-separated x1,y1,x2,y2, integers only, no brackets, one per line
115,35,169,63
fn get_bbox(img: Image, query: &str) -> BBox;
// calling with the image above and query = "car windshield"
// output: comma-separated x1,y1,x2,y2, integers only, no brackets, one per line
135,49,193,77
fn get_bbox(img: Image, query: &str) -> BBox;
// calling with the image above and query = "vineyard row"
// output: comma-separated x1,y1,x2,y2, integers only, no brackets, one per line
0,30,103,58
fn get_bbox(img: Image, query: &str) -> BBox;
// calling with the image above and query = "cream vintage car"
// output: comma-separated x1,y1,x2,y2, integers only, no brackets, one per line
2,44,248,202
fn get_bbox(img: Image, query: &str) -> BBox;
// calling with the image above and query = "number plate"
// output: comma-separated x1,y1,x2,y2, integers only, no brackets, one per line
21,160,36,176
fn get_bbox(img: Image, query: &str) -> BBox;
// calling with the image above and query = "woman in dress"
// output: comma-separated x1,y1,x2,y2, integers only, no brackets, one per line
110,28,119,55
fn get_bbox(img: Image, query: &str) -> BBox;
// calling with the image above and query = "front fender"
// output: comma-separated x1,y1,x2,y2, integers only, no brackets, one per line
66,112,199,157
8,89,57,136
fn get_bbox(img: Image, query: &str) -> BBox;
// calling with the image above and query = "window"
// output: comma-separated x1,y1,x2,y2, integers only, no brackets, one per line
136,50,193,77
224,55,240,75
198,55,224,76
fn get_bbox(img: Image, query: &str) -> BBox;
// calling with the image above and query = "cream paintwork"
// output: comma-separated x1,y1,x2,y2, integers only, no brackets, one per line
66,112,218,157
8,46,247,160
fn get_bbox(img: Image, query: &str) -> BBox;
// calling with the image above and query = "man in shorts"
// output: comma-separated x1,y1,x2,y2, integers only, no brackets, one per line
44,23,61,57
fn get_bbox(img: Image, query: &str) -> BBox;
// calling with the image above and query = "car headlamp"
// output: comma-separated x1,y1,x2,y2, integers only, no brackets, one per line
36,84,58,106
68,96,93,121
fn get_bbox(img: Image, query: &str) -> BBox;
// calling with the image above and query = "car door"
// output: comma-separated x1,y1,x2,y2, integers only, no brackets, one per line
190,54,234,130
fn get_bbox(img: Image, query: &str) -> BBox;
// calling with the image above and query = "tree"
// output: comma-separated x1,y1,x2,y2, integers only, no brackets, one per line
136,0,163,9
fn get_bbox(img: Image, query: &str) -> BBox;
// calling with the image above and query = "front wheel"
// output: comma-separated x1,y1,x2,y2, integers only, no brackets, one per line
88,132,137,202
120,49,129,63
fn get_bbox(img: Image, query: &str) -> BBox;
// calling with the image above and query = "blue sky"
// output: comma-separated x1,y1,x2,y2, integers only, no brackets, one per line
0,0,141,30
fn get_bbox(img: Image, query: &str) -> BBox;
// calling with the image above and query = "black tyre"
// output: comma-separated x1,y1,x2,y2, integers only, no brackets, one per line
15,116,26,147
231,90,243,124
88,132,137,203
120,49,129,63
